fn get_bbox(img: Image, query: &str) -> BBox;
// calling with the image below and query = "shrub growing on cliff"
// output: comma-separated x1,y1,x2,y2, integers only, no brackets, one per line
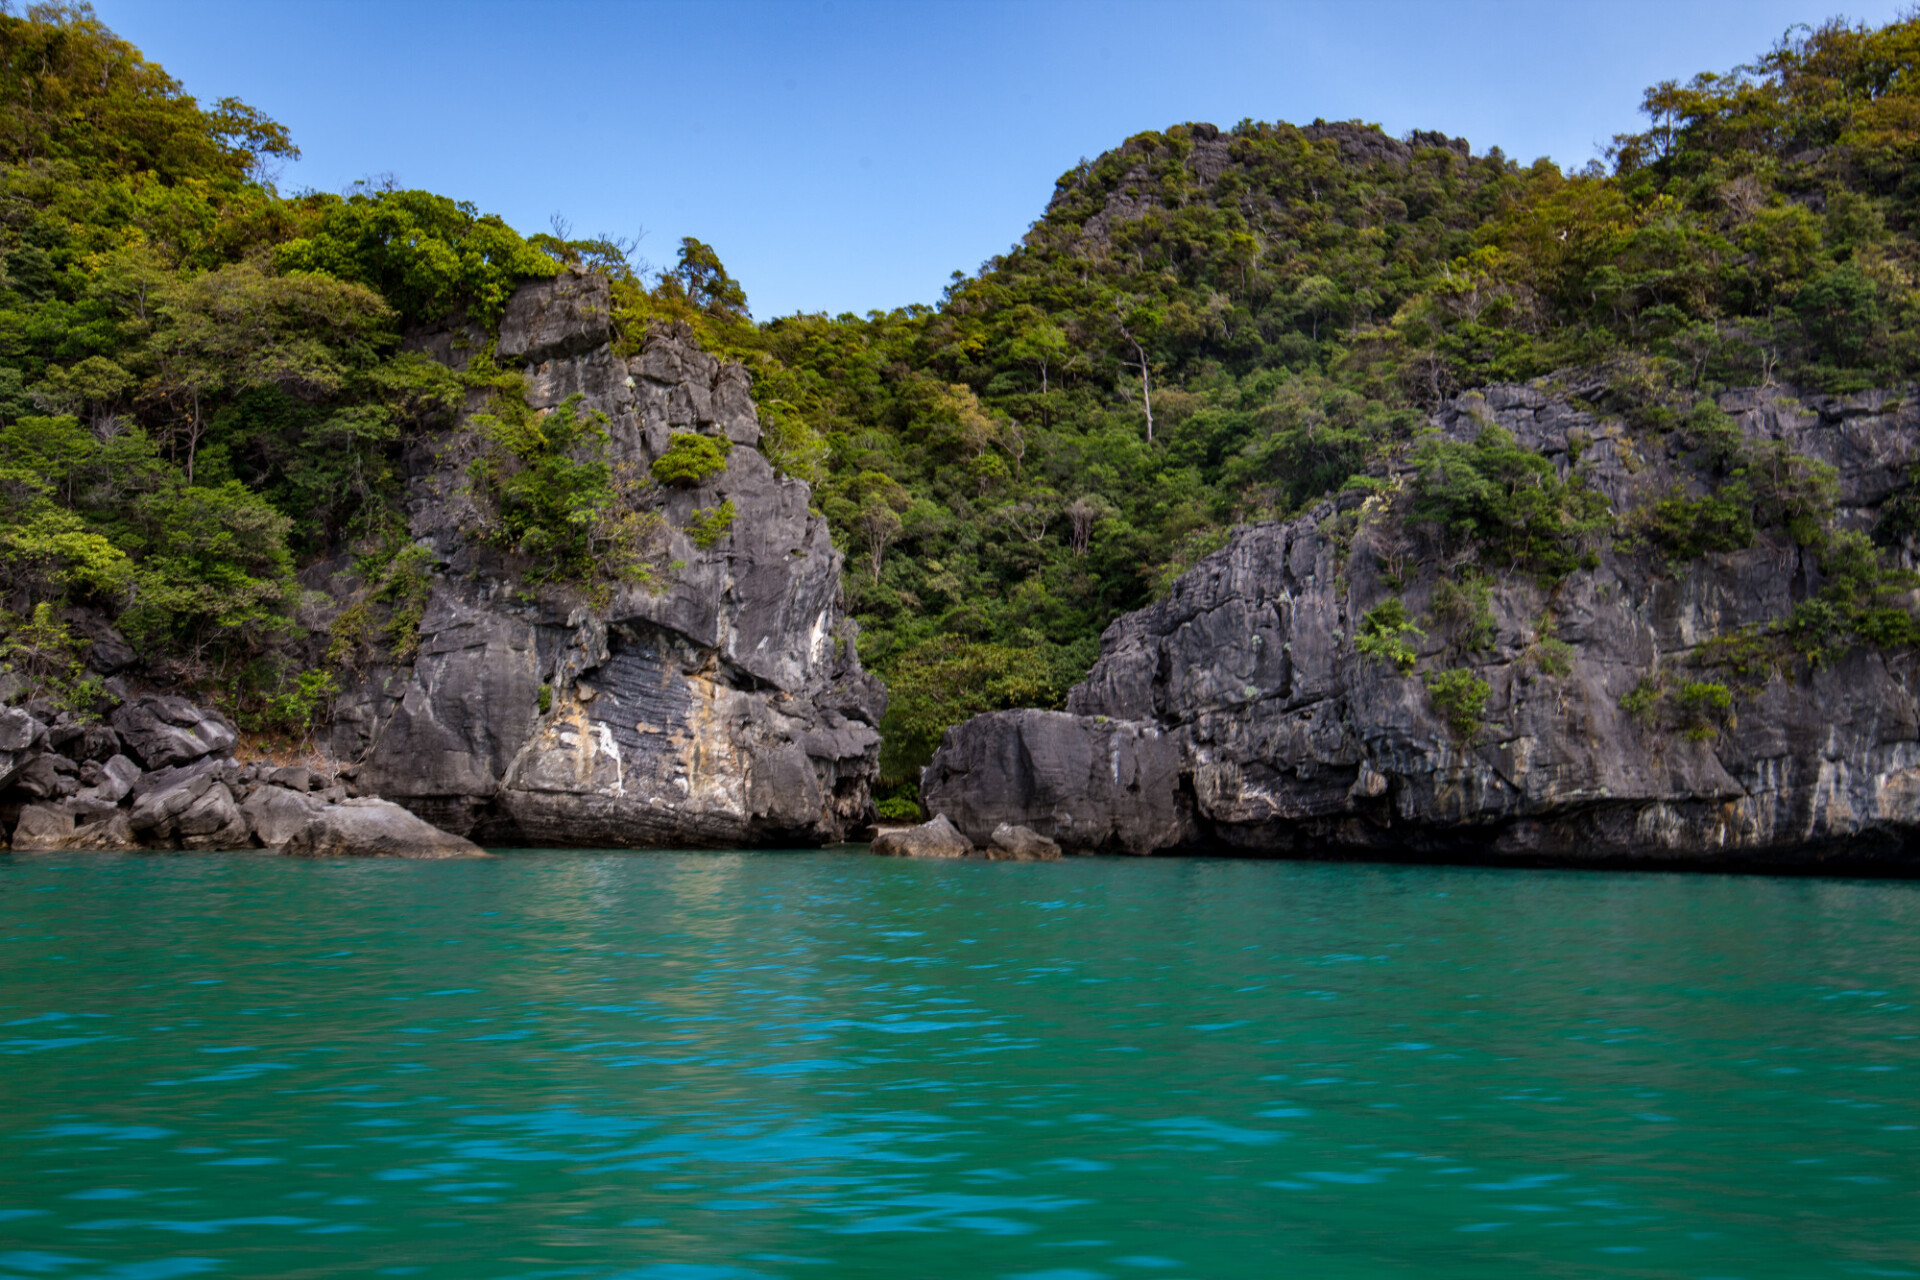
470,393,663,591
0,603,102,714
1776,529,1920,665
275,189,557,328
118,480,299,669
1355,597,1423,673
1674,681,1733,741
1632,486,1757,562
1428,573,1495,654
651,433,731,487
1409,425,1608,579
686,500,734,549
1621,676,1663,727
1424,666,1490,738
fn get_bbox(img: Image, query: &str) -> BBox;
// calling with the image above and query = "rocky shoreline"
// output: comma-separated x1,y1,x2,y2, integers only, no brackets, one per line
1,694,481,856
14,285,1920,874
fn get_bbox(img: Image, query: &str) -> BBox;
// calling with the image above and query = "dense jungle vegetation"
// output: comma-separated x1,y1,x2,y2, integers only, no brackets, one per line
6,3,1920,789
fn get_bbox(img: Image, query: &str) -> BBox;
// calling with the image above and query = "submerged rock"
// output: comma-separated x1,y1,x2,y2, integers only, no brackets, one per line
925,383,1920,870
281,799,488,859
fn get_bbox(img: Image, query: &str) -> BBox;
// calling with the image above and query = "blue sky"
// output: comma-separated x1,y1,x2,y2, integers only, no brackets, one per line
101,0,1908,319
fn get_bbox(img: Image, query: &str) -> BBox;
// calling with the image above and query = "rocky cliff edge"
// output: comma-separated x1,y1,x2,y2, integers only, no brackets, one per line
925,382,1920,871
324,272,884,847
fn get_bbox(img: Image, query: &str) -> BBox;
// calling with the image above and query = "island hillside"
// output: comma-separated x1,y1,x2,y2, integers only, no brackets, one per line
6,6,1920,864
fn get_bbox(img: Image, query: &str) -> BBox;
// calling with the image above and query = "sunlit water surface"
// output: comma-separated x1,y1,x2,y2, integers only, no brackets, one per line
1,849,1917,1280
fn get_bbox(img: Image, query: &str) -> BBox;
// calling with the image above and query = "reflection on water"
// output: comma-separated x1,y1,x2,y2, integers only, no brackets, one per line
1,851,1916,1279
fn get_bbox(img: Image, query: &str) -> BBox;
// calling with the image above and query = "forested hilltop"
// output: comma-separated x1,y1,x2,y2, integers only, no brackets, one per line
6,4,1920,813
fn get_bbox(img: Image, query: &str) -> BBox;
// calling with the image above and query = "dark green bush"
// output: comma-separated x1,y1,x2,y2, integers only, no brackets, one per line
651,433,731,487
1424,667,1490,738
1409,425,1609,578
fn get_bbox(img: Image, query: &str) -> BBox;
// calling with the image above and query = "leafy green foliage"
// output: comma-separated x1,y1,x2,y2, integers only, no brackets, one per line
649,432,731,487
0,601,102,713
1409,425,1608,578
0,4,296,183
469,393,662,591
251,667,336,739
686,500,735,549
1428,573,1495,654
326,542,438,670
117,479,296,665
1355,597,1423,674
1776,530,1920,666
874,795,923,823
276,189,556,327
1621,676,1663,727
1424,667,1490,738
879,636,1064,781
1675,681,1733,741
1632,486,1757,561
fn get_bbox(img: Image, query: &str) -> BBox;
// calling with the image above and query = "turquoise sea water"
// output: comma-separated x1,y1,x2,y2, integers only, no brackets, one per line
1,850,1917,1280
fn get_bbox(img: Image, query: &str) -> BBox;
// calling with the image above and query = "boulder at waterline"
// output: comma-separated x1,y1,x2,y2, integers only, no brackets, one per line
869,814,974,859
280,799,489,859
987,823,1063,861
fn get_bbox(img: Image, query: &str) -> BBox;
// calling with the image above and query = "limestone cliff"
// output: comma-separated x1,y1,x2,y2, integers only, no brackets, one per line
924,383,1920,871
325,273,884,847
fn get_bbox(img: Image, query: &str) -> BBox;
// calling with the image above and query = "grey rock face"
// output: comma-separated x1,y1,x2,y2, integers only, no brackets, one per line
111,695,237,769
9,751,77,800
76,754,141,806
870,814,974,859
925,383,1920,870
333,278,882,847
67,810,136,851
0,707,48,789
281,799,488,859
50,722,120,763
926,710,1188,855
495,271,612,366
0,689,492,855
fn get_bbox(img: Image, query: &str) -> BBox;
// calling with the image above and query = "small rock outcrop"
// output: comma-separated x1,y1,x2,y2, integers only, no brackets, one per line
281,799,486,859
987,823,1063,861
870,814,974,859
326,272,883,847
926,383,1920,871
